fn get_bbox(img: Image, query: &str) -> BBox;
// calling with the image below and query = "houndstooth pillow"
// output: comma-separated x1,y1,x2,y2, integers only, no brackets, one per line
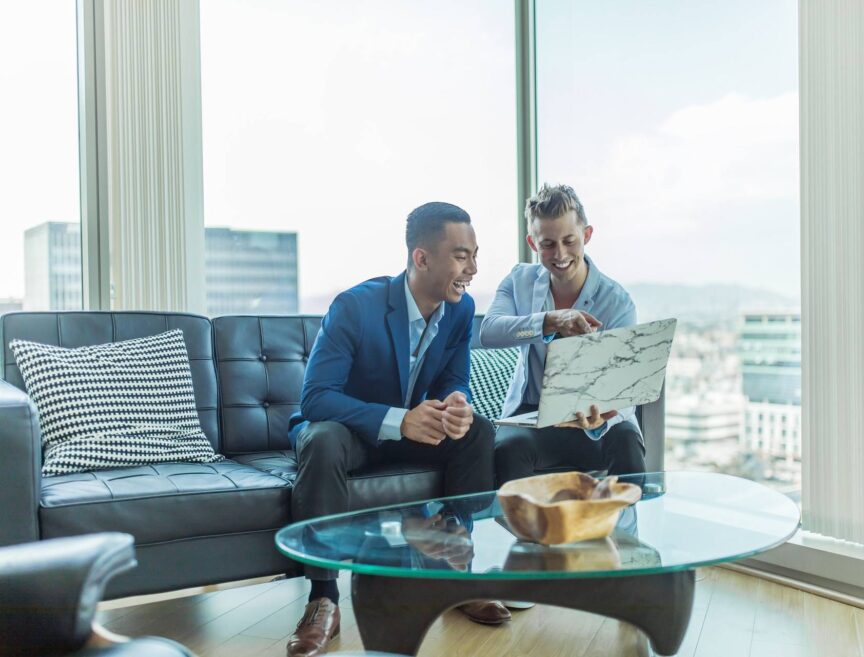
9,329,223,476
469,347,519,420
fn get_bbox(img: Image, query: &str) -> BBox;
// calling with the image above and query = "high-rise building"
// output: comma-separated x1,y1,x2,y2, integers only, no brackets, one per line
739,312,801,405
665,392,745,469
204,227,298,315
0,298,23,314
23,222,82,311
24,222,299,316
738,311,802,483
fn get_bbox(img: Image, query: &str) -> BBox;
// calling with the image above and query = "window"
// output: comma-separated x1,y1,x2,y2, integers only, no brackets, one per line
200,0,517,316
536,0,800,491
0,3,81,312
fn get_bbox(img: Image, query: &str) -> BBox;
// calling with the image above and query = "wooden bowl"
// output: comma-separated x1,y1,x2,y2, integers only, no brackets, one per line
497,472,641,545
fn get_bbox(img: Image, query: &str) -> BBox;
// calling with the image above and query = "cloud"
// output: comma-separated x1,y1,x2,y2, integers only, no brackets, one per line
569,92,800,298
583,92,799,232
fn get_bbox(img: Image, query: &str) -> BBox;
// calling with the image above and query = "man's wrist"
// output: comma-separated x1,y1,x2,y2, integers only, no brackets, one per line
542,312,556,336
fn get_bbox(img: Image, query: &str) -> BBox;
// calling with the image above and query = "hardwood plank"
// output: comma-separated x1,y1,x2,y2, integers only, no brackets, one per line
581,617,647,657
693,568,760,657
178,580,309,656
97,588,222,638
99,567,864,657
797,589,861,657
203,632,275,657
750,572,808,649
675,568,718,657
100,578,293,643
855,606,864,657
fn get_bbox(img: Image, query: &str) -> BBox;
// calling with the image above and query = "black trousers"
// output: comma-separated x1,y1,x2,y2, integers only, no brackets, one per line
494,404,646,487
291,415,496,580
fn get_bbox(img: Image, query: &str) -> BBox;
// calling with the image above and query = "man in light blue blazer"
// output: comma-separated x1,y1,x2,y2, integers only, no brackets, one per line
285,203,504,657
480,184,646,486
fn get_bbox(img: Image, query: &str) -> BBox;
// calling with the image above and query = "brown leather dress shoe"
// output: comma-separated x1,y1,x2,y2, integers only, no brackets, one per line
458,600,512,625
286,597,340,657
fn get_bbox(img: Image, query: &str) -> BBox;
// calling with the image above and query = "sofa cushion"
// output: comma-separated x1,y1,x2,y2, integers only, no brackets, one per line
10,330,222,476
469,347,518,420
39,461,291,544
232,450,444,511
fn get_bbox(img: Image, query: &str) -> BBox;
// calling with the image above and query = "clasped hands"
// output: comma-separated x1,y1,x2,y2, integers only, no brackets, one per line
402,514,474,571
400,391,473,445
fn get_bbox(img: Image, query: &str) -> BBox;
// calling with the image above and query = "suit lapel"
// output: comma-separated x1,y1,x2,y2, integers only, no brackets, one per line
532,266,550,313
386,273,409,402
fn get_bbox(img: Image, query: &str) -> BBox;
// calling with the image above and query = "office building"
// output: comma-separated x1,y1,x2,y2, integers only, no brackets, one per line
24,223,299,316
204,227,298,315
739,312,802,406
738,312,802,482
0,298,23,314
23,222,82,311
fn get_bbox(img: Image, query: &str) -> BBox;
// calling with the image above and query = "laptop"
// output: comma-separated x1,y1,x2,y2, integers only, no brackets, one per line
494,318,677,429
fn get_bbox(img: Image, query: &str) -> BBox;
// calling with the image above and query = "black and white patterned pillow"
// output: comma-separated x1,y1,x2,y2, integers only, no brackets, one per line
9,329,223,476
469,347,519,420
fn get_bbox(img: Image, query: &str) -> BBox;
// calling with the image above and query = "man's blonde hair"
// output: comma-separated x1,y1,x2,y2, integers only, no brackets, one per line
525,183,587,232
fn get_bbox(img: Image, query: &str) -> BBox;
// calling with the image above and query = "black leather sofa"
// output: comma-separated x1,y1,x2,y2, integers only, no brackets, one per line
0,311,664,600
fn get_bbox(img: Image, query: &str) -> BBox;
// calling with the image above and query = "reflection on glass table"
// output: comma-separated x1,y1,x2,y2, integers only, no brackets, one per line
276,472,800,656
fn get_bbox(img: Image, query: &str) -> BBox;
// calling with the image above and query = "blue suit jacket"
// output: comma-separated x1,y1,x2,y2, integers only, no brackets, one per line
291,272,475,447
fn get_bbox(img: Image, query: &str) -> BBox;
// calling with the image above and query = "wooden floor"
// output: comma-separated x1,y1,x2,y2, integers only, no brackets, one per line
96,567,864,656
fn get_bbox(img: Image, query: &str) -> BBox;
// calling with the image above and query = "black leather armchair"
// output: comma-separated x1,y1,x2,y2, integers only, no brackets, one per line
0,532,193,657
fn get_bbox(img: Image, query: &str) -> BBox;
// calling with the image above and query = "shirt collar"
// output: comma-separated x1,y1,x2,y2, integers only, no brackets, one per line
404,276,445,325
579,254,601,304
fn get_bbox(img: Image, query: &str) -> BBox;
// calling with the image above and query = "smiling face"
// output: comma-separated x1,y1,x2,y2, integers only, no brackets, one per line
527,209,593,284
411,221,478,310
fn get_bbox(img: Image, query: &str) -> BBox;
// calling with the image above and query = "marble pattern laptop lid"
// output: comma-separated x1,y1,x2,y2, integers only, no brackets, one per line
536,318,677,428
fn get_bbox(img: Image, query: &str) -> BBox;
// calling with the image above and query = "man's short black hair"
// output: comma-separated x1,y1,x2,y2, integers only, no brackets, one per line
405,202,471,256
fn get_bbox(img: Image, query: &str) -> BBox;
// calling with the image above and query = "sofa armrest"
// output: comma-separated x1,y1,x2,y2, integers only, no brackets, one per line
0,379,42,546
0,533,136,657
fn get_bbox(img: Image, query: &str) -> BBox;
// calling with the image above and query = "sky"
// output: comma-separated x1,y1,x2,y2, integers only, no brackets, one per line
0,0,800,310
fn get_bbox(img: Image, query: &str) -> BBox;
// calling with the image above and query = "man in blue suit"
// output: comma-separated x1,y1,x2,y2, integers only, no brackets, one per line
480,184,646,486
286,202,503,657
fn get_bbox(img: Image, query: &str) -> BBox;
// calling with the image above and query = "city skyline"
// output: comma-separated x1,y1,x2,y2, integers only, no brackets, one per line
7,214,801,317
20,221,299,317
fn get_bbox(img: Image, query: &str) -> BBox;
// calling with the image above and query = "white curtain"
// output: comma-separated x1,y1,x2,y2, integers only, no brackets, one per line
801,0,864,543
102,0,205,313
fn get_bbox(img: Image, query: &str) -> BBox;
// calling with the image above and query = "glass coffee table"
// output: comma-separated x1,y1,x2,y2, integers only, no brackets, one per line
276,472,800,656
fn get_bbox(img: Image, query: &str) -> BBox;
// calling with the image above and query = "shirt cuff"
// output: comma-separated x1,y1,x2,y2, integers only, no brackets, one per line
378,407,408,442
585,413,624,440
526,311,552,343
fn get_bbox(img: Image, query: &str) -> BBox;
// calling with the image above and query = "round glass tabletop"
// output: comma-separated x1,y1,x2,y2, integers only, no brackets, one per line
275,472,800,580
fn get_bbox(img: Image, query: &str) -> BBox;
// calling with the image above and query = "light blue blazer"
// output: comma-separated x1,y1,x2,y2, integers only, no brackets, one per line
479,258,641,440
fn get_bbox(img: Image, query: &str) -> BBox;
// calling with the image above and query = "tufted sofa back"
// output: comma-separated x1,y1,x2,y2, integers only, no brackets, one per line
212,316,321,455
1,312,662,468
212,315,488,456
0,312,220,450
0,312,486,458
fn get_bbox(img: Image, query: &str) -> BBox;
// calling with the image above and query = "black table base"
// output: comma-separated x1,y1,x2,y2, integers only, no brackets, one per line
351,569,695,656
